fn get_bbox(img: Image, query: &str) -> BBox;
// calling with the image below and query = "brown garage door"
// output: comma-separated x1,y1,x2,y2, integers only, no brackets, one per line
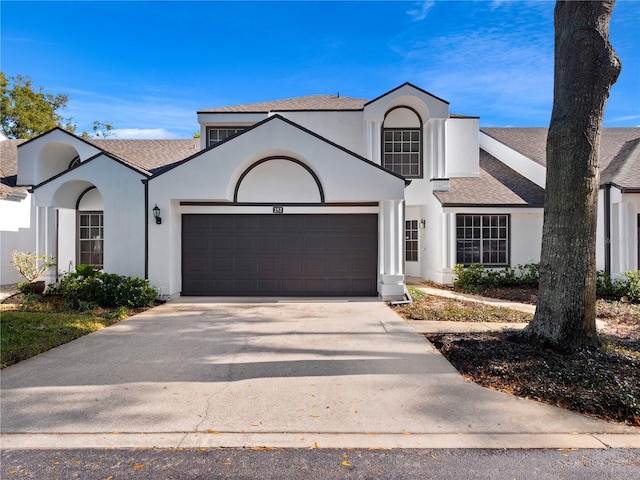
182,214,378,296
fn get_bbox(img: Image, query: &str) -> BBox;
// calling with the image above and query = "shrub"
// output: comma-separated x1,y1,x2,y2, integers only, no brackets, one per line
453,263,486,293
598,270,640,302
51,267,157,309
453,263,540,293
10,251,56,283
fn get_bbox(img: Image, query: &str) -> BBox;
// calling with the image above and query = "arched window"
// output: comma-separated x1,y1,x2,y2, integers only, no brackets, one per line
68,156,81,169
382,106,423,178
77,187,104,269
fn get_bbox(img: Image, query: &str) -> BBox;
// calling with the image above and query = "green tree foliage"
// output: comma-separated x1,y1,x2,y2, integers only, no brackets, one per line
0,72,75,138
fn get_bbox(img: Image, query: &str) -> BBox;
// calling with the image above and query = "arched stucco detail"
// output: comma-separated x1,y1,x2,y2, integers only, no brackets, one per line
384,95,431,123
383,106,422,128
36,141,82,183
77,187,104,210
234,156,324,203
51,180,99,209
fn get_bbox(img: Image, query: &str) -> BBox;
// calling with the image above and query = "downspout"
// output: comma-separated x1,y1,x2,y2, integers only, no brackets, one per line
142,179,149,280
603,184,611,276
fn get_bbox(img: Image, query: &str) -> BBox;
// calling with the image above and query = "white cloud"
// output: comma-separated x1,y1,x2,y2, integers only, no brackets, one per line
406,1,435,21
59,87,200,139
111,128,177,139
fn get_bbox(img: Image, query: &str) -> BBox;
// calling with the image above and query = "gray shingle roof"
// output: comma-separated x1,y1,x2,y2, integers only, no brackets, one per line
0,139,27,179
90,139,200,172
0,138,200,178
198,95,368,113
601,137,640,190
434,150,545,207
482,127,640,189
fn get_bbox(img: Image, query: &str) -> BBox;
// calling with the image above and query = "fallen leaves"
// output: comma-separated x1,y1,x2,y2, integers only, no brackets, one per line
426,331,640,425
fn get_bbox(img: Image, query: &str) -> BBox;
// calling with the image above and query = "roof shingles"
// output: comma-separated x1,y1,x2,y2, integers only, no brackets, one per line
434,151,545,207
198,95,368,113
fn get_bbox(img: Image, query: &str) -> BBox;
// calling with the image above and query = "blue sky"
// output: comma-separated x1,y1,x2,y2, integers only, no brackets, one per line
2,0,639,139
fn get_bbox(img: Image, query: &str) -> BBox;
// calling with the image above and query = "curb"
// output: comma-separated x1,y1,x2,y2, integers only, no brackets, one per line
2,432,639,450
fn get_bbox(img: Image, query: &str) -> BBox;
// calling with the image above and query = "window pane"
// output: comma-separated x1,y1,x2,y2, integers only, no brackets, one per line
456,215,509,266
382,129,421,178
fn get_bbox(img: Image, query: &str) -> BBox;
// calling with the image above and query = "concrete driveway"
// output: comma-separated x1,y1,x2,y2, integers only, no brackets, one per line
1,298,637,449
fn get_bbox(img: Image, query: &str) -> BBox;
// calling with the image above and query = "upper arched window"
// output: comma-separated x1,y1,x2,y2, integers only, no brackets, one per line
381,106,423,178
68,156,81,169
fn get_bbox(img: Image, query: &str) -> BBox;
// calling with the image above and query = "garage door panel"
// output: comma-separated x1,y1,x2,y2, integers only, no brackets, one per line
257,279,280,294
282,235,302,251
182,214,377,296
258,257,279,273
304,236,326,250
303,257,326,273
257,235,280,251
304,278,327,293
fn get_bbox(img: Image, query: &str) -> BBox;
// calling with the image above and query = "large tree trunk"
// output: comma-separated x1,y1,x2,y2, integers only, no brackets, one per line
524,1,621,352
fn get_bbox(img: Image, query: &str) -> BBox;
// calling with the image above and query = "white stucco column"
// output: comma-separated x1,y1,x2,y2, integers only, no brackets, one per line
35,206,57,284
442,212,457,269
378,199,405,301
612,201,638,275
428,119,447,179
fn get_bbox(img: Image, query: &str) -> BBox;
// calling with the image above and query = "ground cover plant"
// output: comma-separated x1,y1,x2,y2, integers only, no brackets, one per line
1,267,156,368
0,294,134,368
393,286,640,426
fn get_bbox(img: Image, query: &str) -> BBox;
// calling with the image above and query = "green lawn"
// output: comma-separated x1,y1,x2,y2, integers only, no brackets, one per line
0,310,121,368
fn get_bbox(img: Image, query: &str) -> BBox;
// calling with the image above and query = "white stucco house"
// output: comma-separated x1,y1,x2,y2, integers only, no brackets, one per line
1,83,638,300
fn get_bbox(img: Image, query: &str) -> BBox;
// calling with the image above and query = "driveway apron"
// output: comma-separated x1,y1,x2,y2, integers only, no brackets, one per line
1,298,636,449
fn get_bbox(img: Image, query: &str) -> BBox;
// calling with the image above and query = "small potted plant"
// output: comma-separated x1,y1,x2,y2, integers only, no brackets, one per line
10,251,56,294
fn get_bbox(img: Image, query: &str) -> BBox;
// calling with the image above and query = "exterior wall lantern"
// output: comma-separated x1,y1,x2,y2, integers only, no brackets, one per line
419,219,426,229
153,204,162,224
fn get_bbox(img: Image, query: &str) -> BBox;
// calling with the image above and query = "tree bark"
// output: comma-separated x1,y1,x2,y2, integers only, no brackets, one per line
523,0,621,352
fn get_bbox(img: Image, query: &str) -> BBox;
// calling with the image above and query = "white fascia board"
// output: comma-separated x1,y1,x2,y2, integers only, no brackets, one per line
479,131,546,188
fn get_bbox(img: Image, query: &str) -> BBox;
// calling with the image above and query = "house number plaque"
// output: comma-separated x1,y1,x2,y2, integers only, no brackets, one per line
273,206,284,214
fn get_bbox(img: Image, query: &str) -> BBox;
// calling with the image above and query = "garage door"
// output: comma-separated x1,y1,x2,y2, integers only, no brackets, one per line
182,214,378,296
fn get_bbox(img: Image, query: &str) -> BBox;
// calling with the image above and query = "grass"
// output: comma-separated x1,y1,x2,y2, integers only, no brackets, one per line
0,294,133,368
393,285,640,426
397,286,533,323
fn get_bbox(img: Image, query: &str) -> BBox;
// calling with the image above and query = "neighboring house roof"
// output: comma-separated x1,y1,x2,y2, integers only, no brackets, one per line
0,137,199,179
198,95,368,113
601,137,640,191
434,150,545,207
0,139,27,178
90,139,200,172
482,127,640,188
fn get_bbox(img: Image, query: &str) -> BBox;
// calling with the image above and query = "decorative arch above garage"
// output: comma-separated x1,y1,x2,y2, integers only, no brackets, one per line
234,156,324,203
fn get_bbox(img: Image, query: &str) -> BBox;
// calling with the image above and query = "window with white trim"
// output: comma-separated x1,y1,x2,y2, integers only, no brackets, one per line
383,129,421,177
78,212,104,269
206,127,245,147
405,220,418,262
456,214,509,266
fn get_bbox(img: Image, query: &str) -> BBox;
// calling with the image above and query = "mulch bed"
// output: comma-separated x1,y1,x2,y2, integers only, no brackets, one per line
426,331,640,426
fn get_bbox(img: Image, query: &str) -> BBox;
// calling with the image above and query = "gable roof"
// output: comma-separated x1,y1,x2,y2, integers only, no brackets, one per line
198,95,368,113
365,82,450,107
434,150,545,207
0,136,199,179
